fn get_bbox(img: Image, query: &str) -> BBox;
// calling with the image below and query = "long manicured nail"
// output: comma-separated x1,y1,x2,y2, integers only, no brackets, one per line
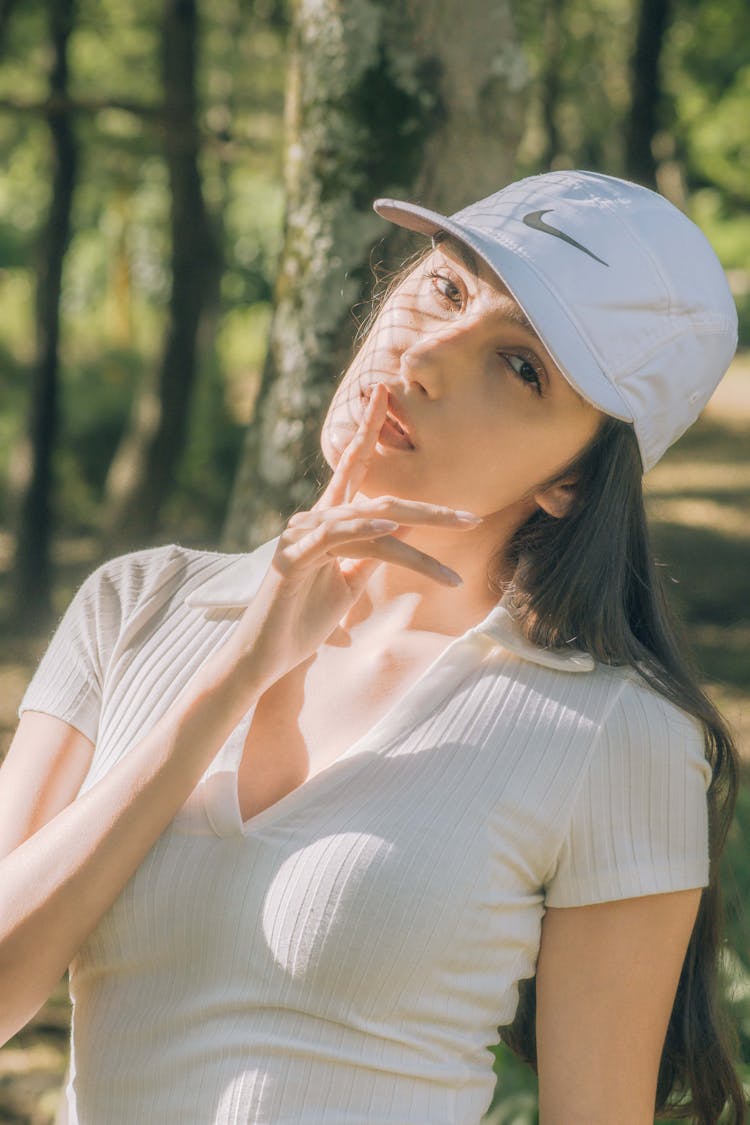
454,511,482,524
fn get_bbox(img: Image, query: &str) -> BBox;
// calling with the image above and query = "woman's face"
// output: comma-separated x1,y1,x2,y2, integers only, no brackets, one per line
321,237,603,519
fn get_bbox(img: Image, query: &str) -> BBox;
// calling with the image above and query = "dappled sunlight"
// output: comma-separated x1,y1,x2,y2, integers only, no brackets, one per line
646,497,749,539
636,360,749,759
702,352,750,429
0,1042,65,1076
645,460,750,495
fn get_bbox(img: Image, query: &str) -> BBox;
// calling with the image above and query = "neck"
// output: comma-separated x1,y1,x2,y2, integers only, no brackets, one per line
338,502,527,638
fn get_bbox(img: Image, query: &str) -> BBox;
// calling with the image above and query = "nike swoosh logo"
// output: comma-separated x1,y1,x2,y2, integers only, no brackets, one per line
522,210,609,267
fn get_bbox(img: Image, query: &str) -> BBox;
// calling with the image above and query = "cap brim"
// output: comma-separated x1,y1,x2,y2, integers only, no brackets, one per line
372,197,634,424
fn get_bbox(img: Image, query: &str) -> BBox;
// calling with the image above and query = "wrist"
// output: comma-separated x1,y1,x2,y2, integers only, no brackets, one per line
217,633,285,696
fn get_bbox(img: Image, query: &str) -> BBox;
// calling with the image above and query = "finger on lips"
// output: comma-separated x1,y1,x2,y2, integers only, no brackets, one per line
313,381,478,584
365,383,386,425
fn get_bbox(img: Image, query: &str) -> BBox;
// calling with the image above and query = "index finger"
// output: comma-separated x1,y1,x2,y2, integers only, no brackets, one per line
319,382,388,508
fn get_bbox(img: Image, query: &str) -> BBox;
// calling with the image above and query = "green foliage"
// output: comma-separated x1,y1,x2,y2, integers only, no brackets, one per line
485,1040,540,1123
0,0,288,538
513,0,636,175
72,0,162,105
1,0,748,542
662,0,750,316
512,0,750,343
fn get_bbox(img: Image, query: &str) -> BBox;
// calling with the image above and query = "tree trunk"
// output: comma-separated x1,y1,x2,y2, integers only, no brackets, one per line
102,0,222,548
539,0,566,171
9,0,77,630
222,0,528,551
624,0,672,188
0,0,19,55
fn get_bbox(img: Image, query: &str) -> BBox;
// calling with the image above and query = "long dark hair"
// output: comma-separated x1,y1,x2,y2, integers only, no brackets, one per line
499,414,744,1124
351,236,745,1123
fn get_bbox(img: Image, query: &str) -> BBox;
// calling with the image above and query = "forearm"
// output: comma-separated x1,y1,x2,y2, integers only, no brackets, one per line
0,638,274,1045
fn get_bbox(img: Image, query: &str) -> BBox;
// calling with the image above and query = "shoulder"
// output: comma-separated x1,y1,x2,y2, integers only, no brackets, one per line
538,659,712,815
565,665,715,848
80,542,187,615
89,540,240,592
541,665,713,907
598,665,709,771
549,655,709,748
92,541,186,585
72,541,242,632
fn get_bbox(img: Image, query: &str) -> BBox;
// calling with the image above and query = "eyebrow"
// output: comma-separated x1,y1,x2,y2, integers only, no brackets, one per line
432,230,541,342
432,230,479,278
499,301,538,339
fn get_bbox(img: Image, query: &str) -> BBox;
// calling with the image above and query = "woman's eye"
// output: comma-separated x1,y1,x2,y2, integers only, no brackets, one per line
427,270,462,307
503,353,544,395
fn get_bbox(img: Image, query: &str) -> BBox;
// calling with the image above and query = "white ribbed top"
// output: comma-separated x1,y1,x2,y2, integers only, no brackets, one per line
17,539,712,1125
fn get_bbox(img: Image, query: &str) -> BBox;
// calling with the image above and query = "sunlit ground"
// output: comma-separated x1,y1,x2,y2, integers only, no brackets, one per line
644,354,750,758
0,357,747,1123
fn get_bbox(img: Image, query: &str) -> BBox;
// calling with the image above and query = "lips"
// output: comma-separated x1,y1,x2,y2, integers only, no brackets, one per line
362,387,416,448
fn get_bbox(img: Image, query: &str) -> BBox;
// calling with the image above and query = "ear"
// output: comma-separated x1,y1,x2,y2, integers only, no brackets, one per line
534,478,578,519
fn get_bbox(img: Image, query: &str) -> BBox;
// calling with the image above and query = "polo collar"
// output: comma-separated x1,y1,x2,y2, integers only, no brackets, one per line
184,535,595,673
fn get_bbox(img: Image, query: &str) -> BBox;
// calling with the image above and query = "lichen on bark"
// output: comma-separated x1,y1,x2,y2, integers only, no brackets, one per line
222,0,528,551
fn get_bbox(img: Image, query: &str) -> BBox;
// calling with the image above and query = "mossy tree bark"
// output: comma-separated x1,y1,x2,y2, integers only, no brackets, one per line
221,0,528,551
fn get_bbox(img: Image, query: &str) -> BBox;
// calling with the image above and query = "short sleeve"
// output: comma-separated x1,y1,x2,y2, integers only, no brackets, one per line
543,678,713,907
16,560,123,744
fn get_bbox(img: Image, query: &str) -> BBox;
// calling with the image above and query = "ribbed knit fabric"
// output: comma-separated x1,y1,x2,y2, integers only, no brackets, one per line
17,539,712,1125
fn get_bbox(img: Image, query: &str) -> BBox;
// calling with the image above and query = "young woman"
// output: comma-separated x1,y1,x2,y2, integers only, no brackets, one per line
1,170,744,1124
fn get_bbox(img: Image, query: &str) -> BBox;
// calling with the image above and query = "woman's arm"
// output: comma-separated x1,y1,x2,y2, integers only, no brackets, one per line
535,888,703,1124
0,637,276,1047
0,713,96,862
0,391,477,1047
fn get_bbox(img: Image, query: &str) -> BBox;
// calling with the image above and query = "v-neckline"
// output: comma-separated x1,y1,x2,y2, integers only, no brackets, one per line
207,625,498,837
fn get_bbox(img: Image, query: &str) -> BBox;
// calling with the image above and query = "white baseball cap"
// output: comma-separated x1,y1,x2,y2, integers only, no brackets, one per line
372,170,738,473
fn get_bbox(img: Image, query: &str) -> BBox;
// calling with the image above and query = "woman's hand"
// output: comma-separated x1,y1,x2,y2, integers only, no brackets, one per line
229,382,482,680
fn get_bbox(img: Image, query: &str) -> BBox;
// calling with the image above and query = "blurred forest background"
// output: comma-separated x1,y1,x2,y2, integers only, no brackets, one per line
0,0,748,1121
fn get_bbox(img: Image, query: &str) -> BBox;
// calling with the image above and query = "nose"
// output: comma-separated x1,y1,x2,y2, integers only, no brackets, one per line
400,315,483,392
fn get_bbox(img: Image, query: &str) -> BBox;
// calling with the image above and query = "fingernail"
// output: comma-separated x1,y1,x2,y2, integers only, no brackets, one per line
455,511,482,524
369,519,399,531
442,568,464,586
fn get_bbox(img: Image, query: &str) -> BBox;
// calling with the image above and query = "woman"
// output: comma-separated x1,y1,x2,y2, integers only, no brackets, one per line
1,170,744,1124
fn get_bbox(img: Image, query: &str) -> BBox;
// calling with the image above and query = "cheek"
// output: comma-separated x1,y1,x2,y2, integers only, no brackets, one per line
362,287,431,365
504,405,602,488
447,399,593,487
320,400,357,469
